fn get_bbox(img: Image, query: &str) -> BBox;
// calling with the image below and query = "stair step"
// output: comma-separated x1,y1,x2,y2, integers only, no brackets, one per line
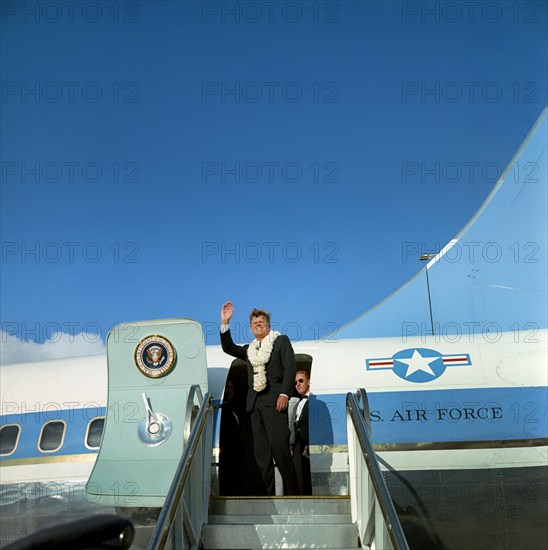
208,514,351,525
209,496,351,516
201,523,360,549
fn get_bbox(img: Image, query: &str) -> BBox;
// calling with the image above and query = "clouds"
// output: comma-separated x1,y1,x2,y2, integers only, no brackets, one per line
0,331,105,366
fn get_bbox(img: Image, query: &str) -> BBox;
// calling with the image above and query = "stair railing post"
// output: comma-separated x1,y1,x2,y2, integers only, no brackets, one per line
346,399,359,526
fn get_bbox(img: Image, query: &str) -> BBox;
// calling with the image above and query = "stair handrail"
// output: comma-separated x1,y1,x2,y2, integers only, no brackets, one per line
148,386,214,550
346,388,410,550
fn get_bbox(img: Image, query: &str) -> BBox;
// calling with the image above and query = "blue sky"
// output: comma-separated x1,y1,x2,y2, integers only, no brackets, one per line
1,0,547,360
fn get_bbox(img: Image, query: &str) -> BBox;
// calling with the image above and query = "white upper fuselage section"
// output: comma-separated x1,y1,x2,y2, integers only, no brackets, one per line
2,330,545,412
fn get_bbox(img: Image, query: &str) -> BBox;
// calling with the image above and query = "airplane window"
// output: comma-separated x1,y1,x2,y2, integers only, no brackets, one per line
0,424,21,456
85,417,105,449
38,421,66,452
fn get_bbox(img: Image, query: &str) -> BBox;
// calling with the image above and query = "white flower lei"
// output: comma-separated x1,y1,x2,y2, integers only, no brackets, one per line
247,330,280,392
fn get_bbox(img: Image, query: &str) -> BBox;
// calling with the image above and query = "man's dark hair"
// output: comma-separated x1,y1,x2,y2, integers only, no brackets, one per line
249,308,271,325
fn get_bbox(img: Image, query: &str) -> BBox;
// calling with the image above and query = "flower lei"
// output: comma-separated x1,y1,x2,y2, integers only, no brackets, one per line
247,330,280,392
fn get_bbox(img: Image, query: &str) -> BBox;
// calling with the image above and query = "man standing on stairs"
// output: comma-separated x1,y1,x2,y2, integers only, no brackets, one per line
220,301,300,496
292,370,313,495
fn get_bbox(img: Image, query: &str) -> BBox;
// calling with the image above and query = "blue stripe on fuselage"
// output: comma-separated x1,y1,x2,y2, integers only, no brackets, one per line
2,386,546,461
0,407,106,460
309,386,548,445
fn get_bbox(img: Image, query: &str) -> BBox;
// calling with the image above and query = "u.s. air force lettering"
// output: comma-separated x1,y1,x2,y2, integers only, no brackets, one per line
368,405,503,422
134,335,176,378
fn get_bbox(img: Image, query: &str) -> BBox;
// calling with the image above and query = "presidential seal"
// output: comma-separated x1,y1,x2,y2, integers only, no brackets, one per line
134,335,177,378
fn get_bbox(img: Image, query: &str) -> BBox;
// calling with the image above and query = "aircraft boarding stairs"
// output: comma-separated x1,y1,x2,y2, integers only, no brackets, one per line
147,387,409,550
202,495,358,549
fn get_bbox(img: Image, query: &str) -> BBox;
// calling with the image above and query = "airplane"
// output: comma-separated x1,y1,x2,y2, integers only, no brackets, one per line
1,108,546,550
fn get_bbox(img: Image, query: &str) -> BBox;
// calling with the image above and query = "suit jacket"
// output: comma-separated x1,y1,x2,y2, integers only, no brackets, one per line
293,396,312,495
220,329,296,412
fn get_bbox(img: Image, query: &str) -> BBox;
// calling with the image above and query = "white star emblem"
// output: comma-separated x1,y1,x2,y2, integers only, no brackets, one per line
397,349,439,378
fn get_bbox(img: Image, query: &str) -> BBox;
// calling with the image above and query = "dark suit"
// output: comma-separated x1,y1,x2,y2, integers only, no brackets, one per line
293,396,312,495
220,329,300,495
219,403,244,496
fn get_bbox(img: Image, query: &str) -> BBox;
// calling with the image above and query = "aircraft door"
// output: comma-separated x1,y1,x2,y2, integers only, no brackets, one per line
86,318,208,507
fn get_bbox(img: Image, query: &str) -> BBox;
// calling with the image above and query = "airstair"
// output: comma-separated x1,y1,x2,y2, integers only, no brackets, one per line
147,387,409,550
202,496,359,549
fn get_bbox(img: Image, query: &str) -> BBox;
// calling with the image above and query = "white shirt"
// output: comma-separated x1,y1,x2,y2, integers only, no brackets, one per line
296,393,309,421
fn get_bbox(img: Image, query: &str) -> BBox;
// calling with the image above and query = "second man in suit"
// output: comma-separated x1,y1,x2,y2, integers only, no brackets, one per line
292,370,312,495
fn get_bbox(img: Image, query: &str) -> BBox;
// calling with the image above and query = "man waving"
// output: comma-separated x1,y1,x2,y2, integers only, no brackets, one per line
220,301,300,496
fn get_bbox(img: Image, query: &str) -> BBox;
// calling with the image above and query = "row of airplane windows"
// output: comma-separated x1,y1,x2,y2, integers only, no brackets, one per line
0,417,105,457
